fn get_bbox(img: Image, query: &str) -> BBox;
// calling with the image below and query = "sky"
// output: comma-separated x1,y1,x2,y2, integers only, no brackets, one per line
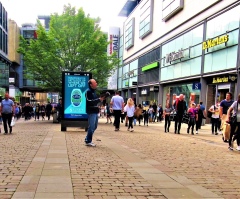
1,0,127,32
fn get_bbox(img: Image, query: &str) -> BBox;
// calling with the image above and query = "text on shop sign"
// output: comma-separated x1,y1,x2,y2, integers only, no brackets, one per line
212,77,229,84
202,34,229,50
166,49,184,63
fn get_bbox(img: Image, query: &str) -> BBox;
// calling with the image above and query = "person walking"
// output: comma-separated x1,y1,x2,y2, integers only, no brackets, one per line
143,106,149,126
195,103,204,134
124,98,135,132
40,103,46,120
45,102,53,120
164,103,172,133
135,104,143,126
110,91,124,131
208,102,220,135
34,103,40,121
187,103,198,135
0,93,15,134
174,94,187,134
105,103,112,124
85,79,105,146
219,92,234,141
226,94,240,151
158,104,163,122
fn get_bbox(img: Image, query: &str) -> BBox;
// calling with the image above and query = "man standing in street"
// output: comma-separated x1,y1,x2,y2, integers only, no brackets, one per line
110,91,124,131
85,79,104,147
219,92,234,139
0,93,15,134
174,94,187,134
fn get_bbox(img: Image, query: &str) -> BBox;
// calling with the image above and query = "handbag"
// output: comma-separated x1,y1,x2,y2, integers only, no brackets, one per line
182,113,190,124
207,111,212,118
169,111,176,121
229,115,237,125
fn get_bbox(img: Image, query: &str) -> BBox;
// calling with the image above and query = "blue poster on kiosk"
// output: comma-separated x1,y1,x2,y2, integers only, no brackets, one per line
62,72,92,120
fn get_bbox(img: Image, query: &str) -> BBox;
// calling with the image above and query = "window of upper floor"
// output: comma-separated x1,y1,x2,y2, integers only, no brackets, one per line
162,0,184,22
139,0,153,39
125,18,135,50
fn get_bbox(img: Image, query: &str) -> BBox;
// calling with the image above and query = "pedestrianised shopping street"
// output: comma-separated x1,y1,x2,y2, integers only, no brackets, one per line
0,118,239,199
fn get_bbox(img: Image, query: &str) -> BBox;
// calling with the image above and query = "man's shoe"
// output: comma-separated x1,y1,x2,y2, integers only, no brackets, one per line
187,129,189,134
236,146,240,151
130,129,134,132
85,142,96,147
218,131,223,135
115,128,119,131
215,132,218,135
196,131,198,134
4,132,8,134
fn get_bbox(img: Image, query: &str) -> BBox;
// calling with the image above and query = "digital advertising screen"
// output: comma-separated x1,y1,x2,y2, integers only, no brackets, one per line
62,72,92,120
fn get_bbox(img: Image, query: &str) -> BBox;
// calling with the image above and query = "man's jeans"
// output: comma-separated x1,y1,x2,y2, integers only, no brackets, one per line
85,113,98,143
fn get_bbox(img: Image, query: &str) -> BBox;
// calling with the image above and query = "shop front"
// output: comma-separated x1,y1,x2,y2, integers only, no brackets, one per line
205,74,237,109
138,85,159,106
162,80,201,109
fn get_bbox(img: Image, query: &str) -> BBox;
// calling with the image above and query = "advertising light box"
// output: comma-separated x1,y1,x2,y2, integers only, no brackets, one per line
62,72,92,120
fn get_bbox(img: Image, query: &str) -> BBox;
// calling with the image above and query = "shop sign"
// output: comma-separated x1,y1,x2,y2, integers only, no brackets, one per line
212,75,237,84
166,49,184,63
202,34,229,50
141,89,147,95
192,82,201,90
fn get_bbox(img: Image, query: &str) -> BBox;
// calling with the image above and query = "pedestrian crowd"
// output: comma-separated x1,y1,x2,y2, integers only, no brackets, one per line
1,85,240,152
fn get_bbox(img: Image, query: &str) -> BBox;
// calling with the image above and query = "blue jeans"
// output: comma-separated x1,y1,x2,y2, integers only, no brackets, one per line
85,113,98,143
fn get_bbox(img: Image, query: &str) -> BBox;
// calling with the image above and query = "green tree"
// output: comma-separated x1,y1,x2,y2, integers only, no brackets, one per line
18,4,119,93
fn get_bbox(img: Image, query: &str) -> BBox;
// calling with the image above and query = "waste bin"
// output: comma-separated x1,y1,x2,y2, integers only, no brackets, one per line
53,111,59,123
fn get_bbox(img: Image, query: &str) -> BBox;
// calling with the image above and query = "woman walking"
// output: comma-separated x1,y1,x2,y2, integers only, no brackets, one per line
124,98,135,132
164,103,172,133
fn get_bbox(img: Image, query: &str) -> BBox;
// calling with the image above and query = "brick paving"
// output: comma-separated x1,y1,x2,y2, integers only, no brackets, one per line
0,118,239,198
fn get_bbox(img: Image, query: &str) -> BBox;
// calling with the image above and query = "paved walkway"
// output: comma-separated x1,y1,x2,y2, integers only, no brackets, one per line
0,118,239,199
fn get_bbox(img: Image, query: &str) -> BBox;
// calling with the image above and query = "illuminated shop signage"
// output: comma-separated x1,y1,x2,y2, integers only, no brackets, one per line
202,34,229,50
165,49,184,63
212,75,237,84
141,89,147,95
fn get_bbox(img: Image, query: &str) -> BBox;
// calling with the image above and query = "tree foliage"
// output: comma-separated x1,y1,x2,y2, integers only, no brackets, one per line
18,4,119,93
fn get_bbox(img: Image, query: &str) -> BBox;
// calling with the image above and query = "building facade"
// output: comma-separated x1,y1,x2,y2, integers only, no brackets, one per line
117,0,240,110
0,1,11,97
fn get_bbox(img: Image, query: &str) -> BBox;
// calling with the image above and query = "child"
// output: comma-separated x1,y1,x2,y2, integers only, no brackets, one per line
187,103,198,135
124,98,135,132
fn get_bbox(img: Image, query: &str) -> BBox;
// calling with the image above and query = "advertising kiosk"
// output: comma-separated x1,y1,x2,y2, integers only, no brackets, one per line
61,71,92,131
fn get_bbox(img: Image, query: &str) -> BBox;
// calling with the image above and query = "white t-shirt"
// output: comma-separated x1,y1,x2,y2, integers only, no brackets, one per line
210,105,220,119
230,101,240,122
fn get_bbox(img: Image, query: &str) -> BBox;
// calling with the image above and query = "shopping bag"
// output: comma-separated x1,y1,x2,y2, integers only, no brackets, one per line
169,111,176,121
182,113,190,124
10,117,15,127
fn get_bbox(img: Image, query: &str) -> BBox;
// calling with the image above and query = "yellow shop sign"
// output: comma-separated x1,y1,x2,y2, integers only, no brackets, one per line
202,34,229,50
212,77,229,84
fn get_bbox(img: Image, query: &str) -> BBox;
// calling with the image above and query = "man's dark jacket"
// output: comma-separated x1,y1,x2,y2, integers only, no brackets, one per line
86,88,100,114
